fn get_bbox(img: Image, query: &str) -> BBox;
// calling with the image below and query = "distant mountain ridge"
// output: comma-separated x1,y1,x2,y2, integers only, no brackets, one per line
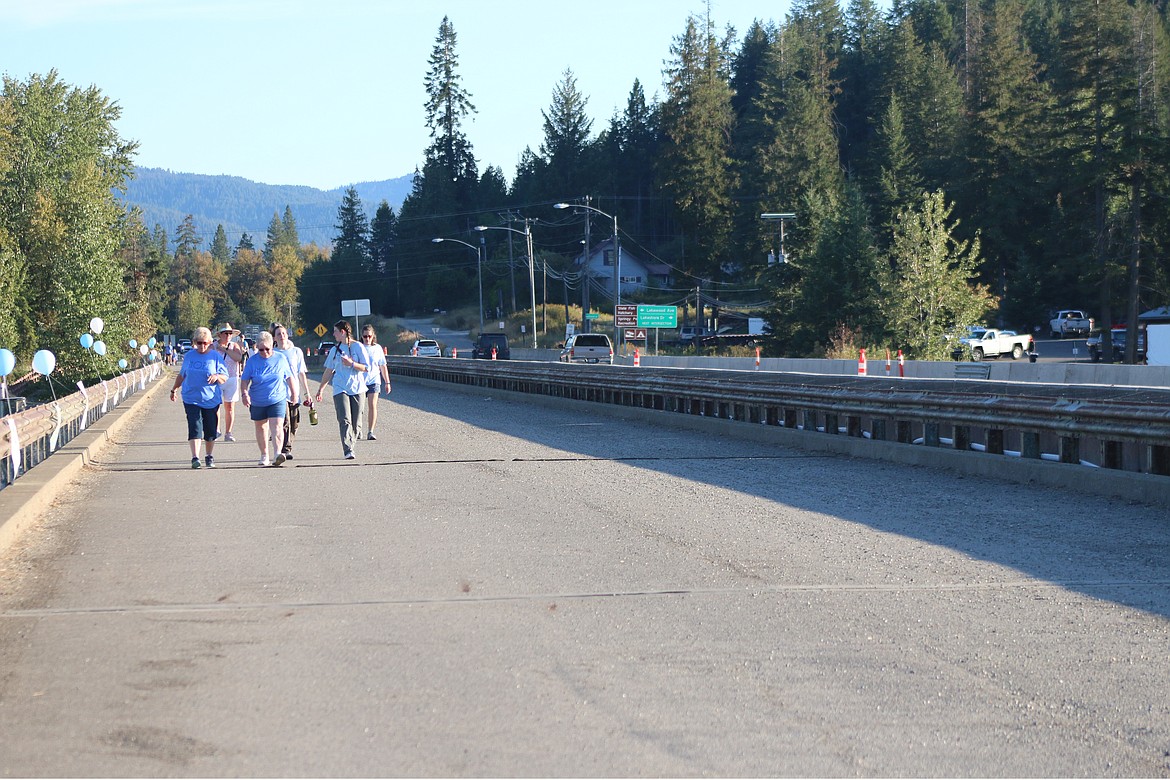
119,167,414,249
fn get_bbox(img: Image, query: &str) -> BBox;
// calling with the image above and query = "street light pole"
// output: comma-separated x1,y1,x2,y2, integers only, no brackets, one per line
431,237,483,332
554,201,620,350
475,222,538,348
760,212,796,265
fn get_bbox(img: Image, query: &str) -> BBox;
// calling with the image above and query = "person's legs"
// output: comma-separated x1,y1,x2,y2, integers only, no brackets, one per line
270,415,285,455
282,401,299,455
184,404,203,460
202,406,219,464
347,394,362,447
333,392,355,457
223,400,235,438
366,388,378,437
254,418,269,464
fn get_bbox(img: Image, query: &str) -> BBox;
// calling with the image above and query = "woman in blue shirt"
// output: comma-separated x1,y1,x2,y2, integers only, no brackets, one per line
240,331,297,467
168,327,228,469
314,319,369,460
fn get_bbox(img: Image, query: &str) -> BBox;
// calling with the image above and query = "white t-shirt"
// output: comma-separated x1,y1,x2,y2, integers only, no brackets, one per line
365,344,387,389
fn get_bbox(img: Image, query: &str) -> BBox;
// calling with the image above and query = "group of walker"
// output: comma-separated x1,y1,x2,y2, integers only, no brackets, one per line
170,319,390,468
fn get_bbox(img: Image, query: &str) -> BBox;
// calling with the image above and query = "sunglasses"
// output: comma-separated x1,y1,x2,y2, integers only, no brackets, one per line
194,340,211,346
256,347,272,354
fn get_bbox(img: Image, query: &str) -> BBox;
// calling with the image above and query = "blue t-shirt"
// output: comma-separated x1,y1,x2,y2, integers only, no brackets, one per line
324,340,370,396
179,349,228,408
240,352,292,407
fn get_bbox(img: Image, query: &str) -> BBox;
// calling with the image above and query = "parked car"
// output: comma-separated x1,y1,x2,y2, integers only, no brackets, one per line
559,333,614,364
961,328,1034,360
176,338,192,354
677,326,712,344
473,333,510,360
1088,326,1147,363
317,341,335,358
411,339,442,357
1049,310,1094,339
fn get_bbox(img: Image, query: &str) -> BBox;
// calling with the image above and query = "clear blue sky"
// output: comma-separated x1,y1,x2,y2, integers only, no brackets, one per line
3,0,836,191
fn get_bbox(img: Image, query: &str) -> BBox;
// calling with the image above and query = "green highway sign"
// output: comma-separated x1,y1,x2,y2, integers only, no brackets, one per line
637,305,678,329
585,312,600,320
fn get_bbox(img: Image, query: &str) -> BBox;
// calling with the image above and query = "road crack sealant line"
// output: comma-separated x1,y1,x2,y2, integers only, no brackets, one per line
4,579,1168,619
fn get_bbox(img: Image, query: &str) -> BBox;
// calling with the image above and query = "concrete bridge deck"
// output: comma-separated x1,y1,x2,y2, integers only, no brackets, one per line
1,372,1168,776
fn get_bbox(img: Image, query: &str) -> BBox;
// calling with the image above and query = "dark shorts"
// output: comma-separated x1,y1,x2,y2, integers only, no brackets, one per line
366,383,379,396
184,403,220,441
249,401,287,421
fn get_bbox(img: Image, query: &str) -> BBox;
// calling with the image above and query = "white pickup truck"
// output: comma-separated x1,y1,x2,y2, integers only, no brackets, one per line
962,328,1034,361
1049,310,1093,339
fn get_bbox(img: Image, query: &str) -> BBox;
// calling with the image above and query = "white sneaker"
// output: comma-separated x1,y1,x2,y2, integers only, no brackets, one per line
225,432,236,442
258,457,270,467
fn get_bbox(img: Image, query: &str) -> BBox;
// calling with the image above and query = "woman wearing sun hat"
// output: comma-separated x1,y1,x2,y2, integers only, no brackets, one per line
213,323,247,442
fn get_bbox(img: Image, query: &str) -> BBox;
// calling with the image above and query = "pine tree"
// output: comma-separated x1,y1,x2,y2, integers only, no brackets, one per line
423,15,478,204
871,93,923,238
332,186,373,303
838,0,885,177
880,190,995,358
210,224,231,264
538,68,595,199
369,200,398,313
963,0,1055,325
659,14,739,282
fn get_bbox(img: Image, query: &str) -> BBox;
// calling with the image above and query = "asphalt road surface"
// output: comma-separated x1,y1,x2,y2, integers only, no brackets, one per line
1,377,1168,776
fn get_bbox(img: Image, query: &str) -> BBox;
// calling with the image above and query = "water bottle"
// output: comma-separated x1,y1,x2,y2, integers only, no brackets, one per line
306,398,319,425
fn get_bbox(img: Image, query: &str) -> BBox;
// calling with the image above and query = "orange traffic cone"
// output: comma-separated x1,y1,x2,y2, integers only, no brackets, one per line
633,348,641,367
491,345,497,360
858,348,867,376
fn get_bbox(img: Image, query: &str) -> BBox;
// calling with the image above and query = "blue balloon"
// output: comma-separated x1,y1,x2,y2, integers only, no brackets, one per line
148,337,157,348
129,339,138,349
93,340,107,356
0,348,15,377
117,358,128,370
80,333,94,349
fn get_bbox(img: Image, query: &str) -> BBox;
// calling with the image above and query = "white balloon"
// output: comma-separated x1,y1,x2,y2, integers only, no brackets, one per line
139,345,149,356
32,349,56,375
0,348,14,377
89,317,105,335
93,340,107,356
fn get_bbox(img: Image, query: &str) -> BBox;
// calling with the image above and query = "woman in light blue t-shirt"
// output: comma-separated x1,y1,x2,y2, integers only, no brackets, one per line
168,326,228,470
241,331,297,467
314,319,369,461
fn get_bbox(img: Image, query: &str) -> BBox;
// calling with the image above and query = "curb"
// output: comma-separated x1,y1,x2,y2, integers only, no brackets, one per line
0,375,170,557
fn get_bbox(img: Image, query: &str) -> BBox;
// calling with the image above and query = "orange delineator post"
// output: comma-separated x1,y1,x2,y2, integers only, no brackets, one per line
633,348,641,367
858,348,867,376
756,347,760,370
885,349,891,376
491,345,497,360
898,349,905,378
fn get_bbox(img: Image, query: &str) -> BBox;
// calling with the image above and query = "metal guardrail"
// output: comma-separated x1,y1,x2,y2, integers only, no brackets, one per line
1,366,164,489
385,356,1170,477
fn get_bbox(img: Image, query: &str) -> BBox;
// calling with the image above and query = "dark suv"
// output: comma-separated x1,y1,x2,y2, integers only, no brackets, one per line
473,333,510,360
